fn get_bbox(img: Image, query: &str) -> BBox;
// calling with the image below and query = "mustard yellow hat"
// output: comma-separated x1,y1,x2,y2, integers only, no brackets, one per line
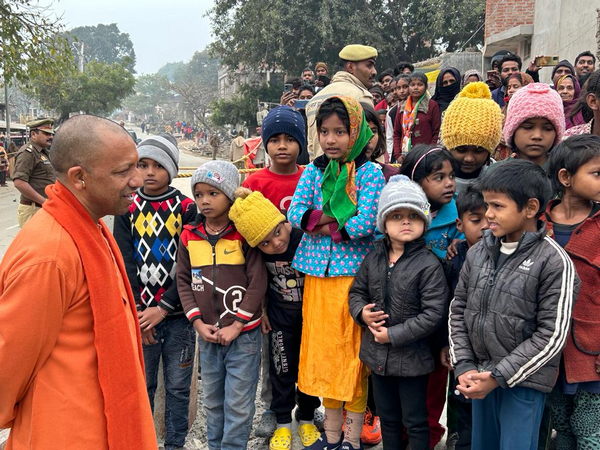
229,188,286,248
441,82,503,154
339,45,378,62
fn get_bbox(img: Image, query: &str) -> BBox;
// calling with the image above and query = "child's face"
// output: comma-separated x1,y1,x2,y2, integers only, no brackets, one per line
395,79,409,102
257,222,292,255
137,158,170,196
456,207,488,247
409,79,427,99
266,133,300,167
365,121,380,160
450,146,490,174
513,118,556,164
385,208,425,244
319,114,350,160
483,191,537,243
193,182,231,222
565,155,600,203
419,159,456,209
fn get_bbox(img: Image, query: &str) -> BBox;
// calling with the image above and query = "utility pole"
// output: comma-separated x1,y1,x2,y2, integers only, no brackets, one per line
72,41,84,73
4,78,10,147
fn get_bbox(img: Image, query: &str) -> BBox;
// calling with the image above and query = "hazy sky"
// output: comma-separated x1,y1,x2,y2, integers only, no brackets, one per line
47,0,215,74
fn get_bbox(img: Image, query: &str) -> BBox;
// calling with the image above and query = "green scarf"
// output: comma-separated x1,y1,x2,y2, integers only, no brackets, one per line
321,96,374,229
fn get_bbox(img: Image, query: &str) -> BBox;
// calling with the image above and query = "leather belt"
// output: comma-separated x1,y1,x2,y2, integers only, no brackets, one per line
20,199,43,208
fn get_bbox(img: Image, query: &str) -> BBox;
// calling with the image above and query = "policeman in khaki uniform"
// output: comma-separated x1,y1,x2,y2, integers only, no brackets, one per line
12,118,56,227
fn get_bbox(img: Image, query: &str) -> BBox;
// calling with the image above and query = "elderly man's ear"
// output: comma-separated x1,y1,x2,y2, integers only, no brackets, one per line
66,166,87,191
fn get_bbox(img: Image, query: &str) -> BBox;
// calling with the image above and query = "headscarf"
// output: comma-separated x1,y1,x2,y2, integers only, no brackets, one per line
318,96,373,229
432,67,461,113
555,74,586,129
461,69,483,89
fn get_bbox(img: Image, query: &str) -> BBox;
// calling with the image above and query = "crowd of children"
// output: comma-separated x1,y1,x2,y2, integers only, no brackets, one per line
113,57,600,450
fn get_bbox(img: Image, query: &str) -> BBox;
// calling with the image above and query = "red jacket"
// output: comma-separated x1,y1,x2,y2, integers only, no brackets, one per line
392,96,441,161
544,201,600,384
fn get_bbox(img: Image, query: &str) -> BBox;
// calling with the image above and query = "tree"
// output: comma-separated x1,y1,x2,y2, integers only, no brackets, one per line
210,83,282,128
0,0,74,84
157,61,186,82
31,60,135,122
68,23,136,72
122,73,172,118
208,0,485,75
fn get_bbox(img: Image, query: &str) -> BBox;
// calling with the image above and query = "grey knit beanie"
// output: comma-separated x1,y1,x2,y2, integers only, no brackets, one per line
191,160,240,201
137,135,179,181
377,175,431,233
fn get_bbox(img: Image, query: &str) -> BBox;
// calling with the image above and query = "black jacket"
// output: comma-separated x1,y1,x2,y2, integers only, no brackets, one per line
449,223,579,393
349,239,449,377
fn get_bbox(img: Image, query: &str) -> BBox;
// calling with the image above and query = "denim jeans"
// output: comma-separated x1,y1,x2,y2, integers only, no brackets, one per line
199,327,261,450
144,315,196,448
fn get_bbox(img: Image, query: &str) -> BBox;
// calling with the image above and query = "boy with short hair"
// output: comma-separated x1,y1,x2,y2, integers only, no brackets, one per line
449,159,579,450
243,105,305,213
441,186,488,449
114,134,197,450
230,188,321,450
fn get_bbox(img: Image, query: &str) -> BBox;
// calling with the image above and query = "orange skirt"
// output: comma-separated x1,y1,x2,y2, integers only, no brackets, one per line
298,275,364,402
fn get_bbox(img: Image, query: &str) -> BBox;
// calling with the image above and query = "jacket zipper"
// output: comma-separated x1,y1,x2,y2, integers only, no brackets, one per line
478,236,525,364
211,242,220,328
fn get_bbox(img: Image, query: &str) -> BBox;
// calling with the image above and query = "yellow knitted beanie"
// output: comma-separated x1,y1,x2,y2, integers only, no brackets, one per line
441,82,503,154
229,187,286,247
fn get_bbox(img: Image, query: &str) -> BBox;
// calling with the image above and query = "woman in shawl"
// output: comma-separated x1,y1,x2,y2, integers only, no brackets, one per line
461,69,484,89
432,67,461,114
288,96,386,450
555,74,586,129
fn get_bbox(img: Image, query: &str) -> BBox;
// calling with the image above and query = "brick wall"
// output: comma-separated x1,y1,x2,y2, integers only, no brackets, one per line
485,0,535,39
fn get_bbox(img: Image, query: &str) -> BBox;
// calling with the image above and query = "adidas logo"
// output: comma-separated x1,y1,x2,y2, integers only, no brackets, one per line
518,259,534,271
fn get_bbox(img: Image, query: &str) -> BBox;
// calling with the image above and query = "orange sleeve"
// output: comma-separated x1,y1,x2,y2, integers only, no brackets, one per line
0,262,74,428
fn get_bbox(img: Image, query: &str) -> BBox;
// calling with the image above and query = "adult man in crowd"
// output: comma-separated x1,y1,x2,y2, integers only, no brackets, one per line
305,44,377,156
394,61,414,75
491,53,522,107
378,69,394,94
0,115,157,449
302,68,314,83
315,62,328,77
12,118,56,227
574,51,596,82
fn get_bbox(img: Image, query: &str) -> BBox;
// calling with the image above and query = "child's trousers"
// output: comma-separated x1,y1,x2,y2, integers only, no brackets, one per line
472,386,546,450
268,303,320,424
199,327,261,450
548,387,600,449
144,316,196,448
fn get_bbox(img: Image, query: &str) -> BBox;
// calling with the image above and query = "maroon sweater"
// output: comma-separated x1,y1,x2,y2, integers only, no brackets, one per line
392,96,441,161
544,201,600,384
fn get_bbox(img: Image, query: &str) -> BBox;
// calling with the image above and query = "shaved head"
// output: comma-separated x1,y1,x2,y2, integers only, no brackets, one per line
50,115,132,177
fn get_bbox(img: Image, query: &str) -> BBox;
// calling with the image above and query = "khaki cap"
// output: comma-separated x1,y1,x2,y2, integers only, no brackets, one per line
27,118,55,135
339,45,378,62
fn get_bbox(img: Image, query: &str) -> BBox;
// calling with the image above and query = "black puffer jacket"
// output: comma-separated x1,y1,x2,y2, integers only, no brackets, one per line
349,239,449,377
449,224,579,393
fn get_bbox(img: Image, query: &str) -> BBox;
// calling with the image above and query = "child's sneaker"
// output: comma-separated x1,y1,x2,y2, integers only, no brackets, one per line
360,409,382,445
256,410,277,437
297,423,321,447
340,442,364,450
269,427,292,450
304,432,343,450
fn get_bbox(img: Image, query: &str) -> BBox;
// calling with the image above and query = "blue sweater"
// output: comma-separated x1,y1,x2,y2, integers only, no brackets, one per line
424,198,464,258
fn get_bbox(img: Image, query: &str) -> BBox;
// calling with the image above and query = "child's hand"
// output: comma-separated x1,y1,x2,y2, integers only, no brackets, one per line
137,306,166,331
361,303,389,329
215,321,244,346
261,314,272,334
194,320,218,343
456,371,498,399
368,325,390,344
446,239,464,260
141,328,158,346
440,346,453,370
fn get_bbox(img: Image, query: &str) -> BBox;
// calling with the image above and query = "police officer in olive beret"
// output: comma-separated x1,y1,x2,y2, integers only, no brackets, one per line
13,118,56,227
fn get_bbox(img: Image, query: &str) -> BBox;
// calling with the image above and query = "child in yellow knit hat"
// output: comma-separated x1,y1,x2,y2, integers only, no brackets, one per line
441,81,503,193
229,188,322,450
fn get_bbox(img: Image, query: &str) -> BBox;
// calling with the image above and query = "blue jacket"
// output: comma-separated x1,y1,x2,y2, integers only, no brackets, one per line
491,85,505,107
424,198,463,258
288,161,385,277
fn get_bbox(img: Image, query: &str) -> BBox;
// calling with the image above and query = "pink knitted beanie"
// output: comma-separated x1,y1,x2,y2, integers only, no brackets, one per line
502,83,565,147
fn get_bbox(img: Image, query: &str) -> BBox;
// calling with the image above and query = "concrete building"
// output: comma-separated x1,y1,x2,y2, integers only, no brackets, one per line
484,0,600,83
217,67,284,99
